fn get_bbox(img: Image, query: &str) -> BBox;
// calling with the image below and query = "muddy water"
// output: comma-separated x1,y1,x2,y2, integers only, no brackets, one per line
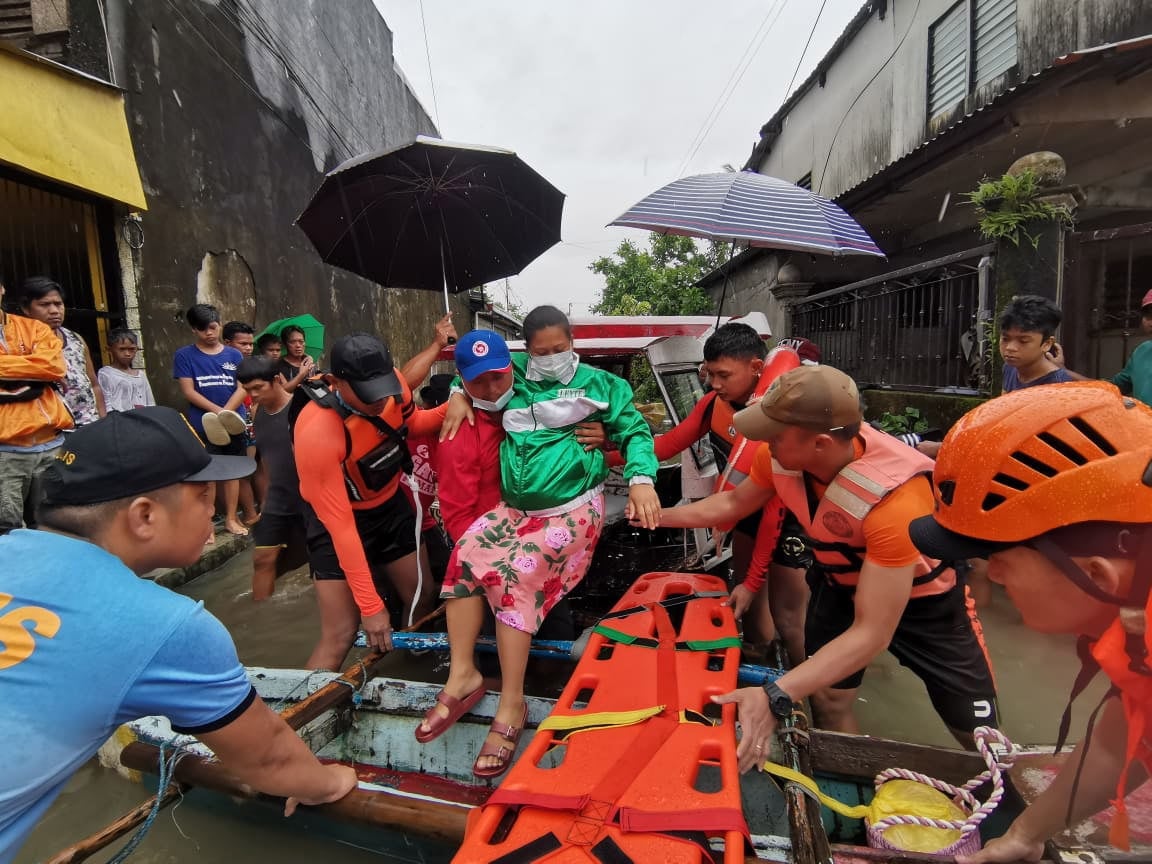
16,548,1108,863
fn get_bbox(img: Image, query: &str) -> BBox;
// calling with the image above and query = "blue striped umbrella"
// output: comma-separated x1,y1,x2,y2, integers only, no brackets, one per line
610,171,884,257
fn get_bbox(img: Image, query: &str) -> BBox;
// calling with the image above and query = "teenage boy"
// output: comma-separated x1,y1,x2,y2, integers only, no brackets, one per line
0,408,355,863
238,358,305,600
256,333,282,361
910,382,1152,863
223,321,255,357
999,295,1077,392
609,323,809,664
173,303,249,536
655,365,998,767
97,329,155,412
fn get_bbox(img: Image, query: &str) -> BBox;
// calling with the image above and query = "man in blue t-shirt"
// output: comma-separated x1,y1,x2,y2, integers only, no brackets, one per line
0,408,356,863
173,303,250,536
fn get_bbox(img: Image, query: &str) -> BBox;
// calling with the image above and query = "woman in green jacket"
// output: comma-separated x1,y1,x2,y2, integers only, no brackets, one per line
416,306,660,778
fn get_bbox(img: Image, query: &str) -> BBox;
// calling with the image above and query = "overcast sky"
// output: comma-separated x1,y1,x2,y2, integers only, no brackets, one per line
372,0,864,315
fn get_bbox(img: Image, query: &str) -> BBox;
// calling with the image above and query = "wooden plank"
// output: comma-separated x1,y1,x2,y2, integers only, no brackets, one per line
119,742,470,846
809,729,985,787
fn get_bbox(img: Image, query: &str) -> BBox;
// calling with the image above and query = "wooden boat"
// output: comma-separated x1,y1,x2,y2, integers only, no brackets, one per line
96,658,1147,864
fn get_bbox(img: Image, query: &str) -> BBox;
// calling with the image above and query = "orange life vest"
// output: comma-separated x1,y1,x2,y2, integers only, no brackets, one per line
709,346,800,532
1085,619,1152,850
772,424,955,597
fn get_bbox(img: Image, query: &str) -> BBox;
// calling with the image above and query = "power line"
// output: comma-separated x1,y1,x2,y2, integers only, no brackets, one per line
160,0,325,161
783,0,830,100
418,0,441,131
676,0,790,177
816,0,922,194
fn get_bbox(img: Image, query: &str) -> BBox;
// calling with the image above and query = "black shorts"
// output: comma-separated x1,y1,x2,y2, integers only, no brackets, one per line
304,490,418,581
252,511,305,548
206,436,246,457
773,510,813,569
805,572,999,733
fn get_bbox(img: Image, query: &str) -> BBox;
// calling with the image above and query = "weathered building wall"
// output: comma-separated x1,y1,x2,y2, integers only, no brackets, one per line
99,0,465,406
752,0,1152,201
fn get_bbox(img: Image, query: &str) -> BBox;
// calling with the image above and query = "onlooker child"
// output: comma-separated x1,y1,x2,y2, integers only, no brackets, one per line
173,303,249,536
97,329,155,412
999,294,1077,392
238,357,306,600
256,333,282,360
19,277,105,426
1112,288,1152,407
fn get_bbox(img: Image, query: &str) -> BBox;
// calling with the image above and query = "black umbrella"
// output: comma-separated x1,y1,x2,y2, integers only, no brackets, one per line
296,136,565,314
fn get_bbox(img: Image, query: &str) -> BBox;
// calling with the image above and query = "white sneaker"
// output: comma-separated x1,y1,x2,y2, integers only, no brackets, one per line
201,412,231,446
217,409,247,437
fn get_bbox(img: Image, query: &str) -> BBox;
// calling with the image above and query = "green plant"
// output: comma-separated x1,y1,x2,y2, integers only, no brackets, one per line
966,170,1072,247
876,407,929,436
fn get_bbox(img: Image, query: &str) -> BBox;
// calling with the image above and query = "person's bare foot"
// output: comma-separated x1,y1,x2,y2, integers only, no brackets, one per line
242,511,261,526
419,667,485,734
475,695,526,773
224,518,249,537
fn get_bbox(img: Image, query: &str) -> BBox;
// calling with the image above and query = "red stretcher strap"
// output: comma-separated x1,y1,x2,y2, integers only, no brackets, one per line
617,806,750,838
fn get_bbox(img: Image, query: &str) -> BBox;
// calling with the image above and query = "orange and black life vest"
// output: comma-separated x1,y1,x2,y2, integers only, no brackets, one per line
772,424,955,597
293,376,413,503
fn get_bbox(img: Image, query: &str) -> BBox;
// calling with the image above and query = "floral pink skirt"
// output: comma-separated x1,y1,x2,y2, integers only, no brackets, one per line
440,494,605,633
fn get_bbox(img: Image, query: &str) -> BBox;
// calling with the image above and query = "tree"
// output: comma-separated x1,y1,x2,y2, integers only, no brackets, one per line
589,234,726,316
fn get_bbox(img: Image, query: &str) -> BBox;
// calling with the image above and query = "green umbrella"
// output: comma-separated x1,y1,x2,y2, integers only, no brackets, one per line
258,314,324,361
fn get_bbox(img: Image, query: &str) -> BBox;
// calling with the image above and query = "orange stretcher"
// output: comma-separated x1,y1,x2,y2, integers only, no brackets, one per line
454,571,749,863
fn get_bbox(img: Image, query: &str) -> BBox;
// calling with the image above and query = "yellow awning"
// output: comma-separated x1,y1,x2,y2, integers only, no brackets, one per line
0,46,147,209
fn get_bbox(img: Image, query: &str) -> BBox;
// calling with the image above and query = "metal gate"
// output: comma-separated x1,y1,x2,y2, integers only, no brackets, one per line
1064,222,1152,379
0,171,118,364
790,246,995,394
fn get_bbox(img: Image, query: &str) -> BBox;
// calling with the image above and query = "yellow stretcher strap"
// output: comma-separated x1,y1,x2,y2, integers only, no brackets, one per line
762,762,871,819
539,705,665,736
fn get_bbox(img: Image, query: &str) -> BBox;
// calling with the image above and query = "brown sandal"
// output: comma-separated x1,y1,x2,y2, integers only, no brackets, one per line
473,704,528,779
415,685,487,744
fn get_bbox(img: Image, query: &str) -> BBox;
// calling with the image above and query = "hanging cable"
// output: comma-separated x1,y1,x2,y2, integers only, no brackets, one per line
782,0,830,101
676,0,789,177
418,0,442,131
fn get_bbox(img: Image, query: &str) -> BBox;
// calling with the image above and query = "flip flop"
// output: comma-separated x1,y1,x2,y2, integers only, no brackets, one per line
217,409,247,437
415,684,487,744
473,703,528,780
201,413,231,446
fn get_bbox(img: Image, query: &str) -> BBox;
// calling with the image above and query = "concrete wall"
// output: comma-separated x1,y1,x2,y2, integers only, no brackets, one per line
752,0,1152,201
99,0,464,405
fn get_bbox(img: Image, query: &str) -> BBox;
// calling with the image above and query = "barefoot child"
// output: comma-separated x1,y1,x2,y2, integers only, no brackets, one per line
416,307,661,778
97,329,155,412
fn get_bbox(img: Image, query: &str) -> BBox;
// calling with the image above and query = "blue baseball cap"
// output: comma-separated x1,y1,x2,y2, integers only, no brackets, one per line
454,330,512,382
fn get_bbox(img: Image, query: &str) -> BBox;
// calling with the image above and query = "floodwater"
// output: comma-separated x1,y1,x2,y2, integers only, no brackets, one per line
16,544,1108,863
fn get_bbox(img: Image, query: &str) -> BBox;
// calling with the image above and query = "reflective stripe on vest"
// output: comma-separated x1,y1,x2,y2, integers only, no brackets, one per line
773,425,955,597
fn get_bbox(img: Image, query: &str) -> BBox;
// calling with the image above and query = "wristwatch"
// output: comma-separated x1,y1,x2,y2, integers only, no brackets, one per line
762,681,794,719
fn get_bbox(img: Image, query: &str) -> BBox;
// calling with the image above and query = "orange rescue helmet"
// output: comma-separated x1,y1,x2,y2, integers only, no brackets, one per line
911,382,1152,564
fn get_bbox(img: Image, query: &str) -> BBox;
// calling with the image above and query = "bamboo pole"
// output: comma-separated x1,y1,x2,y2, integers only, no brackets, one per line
46,605,446,864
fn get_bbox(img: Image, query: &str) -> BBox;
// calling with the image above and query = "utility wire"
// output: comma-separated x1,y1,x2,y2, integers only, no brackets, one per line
815,0,922,194
418,0,442,131
187,0,359,159
783,0,830,100
675,0,789,178
161,0,325,160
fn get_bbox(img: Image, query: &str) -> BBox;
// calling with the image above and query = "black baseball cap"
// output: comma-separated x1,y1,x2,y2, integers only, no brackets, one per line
329,333,403,403
41,407,256,507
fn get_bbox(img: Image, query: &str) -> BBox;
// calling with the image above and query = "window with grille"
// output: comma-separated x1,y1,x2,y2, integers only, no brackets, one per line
928,0,1017,120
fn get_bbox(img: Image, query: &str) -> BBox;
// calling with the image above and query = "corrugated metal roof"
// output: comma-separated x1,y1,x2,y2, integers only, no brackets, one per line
835,33,1152,206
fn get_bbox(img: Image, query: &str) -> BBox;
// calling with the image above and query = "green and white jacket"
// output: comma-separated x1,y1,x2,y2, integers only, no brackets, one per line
501,353,659,514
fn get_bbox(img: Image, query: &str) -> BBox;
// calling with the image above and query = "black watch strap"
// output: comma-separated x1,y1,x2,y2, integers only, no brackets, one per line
762,681,794,719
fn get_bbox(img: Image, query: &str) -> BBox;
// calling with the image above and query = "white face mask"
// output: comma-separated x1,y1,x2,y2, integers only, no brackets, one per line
527,349,579,384
468,385,514,413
